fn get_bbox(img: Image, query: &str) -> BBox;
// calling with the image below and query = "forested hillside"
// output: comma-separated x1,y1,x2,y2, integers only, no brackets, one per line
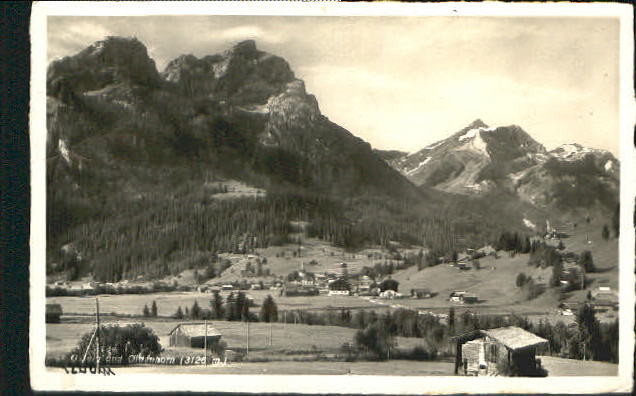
46,37,616,283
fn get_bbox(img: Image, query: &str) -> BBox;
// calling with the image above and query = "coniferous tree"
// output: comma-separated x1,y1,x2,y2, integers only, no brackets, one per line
580,251,596,273
191,300,201,319
174,306,184,319
601,225,610,241
142,304,150,317
575,303,601,360
210,291,224,319
259,294,278,323
151,300,158,317
612,204,619,237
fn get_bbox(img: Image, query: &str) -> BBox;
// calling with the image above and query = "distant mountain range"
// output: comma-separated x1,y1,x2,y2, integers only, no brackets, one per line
386,119,619,209
45,37,619,281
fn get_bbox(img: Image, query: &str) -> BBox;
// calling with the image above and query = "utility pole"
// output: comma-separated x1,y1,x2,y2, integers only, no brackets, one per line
95,297,100,373
246,320,249,355
269,321,273,347
204,320,207,366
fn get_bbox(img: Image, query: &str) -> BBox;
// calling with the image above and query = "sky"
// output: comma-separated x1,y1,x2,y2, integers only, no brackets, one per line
48,16,620,155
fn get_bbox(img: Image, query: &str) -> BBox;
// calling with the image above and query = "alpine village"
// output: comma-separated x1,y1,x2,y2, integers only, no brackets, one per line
45,37,620,376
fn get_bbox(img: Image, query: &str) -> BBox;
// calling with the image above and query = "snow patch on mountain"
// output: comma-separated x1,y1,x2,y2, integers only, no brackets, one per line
457,126,497,142
237,104,270,114
424,141,444,150
58,139,71,164
523,218,536,230
405,157,431,175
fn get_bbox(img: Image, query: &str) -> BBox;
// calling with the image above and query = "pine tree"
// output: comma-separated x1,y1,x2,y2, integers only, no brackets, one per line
575,303,601,360
259,295,278,323
611,204,619,237
151,300,158,317
210,291,224,319
191,300,201,319
580,251,596,273
174,306,184,319
601,225,610,241
448,307,455,334
142,304,150,317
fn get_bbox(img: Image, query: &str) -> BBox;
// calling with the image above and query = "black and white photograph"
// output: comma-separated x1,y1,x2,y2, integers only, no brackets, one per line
30,1,634,393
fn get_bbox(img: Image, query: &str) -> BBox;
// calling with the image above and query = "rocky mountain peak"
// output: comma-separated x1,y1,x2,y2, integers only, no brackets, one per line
47,36,161,95
467,118,488,129
162,39,295,105
225,39,259,57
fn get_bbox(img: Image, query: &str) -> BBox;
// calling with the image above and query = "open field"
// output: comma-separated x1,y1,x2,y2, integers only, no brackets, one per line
539,356,617,376
387,217,618,323
46,319,430,360
47,360,455,375
47,291,382,317
212,237,424,284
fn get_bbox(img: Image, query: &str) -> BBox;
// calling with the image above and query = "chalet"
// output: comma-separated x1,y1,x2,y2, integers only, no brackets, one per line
462,293,479,304
357,283,371,295
559,302,580,316
453,326,548,376
328,278,351,296
221,284,234,291
46,304,63,323
561,263,584,290
449,291,466,303
455,261,469,270
591,287,618,311
411,288,432,299
281,285,319,297
379,278,399,293
299,272,316,286
250,283,262,290
168,322,222,349
379,290,403,299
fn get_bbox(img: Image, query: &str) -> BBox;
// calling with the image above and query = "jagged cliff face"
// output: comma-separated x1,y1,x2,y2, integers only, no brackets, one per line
46,36,420,199
388,120,619,210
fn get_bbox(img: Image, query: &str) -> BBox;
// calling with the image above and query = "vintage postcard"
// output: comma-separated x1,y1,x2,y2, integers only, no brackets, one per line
30,1,634,393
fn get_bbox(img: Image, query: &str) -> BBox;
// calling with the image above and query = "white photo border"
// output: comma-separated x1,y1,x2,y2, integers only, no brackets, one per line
30,1,635,393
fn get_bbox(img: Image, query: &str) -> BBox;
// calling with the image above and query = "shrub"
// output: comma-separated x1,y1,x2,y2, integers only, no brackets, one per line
70,323,162,364
579,251,596,273
516,273,527,287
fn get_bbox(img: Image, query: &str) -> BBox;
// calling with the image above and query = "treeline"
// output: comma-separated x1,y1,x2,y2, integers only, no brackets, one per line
278,305,618,363
51,186,509,282
56,192,338,282
142,294,618,363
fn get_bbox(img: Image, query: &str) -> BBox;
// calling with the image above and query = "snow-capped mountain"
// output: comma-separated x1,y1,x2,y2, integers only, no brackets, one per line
387,120,619,210
391,119,546,194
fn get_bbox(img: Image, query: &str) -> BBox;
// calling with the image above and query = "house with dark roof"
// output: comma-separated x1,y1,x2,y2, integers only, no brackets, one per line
328,278,351,296
46,303,63,323
411,288,432,299
168,322,222,348
453,326,548,376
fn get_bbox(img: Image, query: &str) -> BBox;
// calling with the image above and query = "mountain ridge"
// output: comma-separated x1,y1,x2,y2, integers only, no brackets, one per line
385,119,619,210
45,37,618,283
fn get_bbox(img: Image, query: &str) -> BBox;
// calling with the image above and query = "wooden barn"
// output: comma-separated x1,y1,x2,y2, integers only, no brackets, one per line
168,322,222,349
453,326,548,377
411,288,432,299
46,303,63,323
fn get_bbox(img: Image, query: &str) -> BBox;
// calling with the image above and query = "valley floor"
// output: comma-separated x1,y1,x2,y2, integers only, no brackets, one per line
44,356,617,376
47,360,455,376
